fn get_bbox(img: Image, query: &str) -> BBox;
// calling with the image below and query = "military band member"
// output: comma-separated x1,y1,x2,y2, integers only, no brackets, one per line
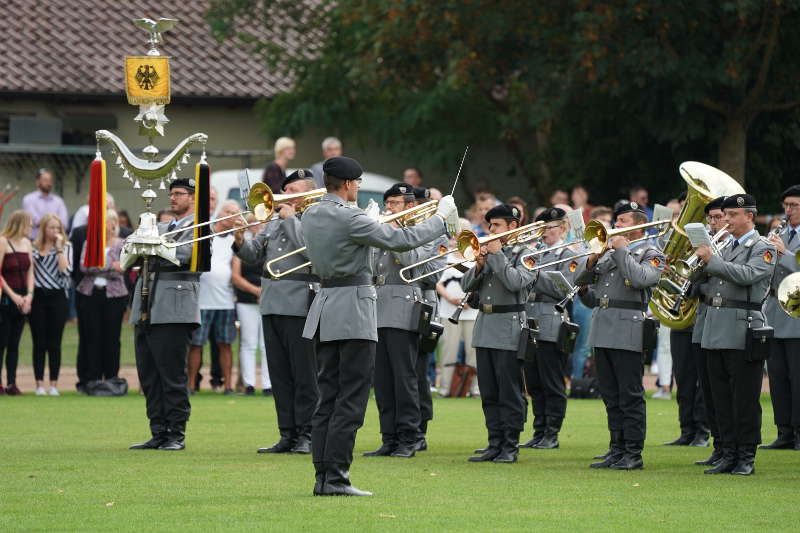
520,207,581,450
129,178,201,451
363,184,430,458
761,185,800,451
301,156,455,496
577,201,665,470
233,170,319,455
463,204,535,463
694,193,776,475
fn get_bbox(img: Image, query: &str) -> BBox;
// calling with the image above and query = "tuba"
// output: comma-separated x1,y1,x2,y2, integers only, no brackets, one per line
778,272,800,319
648,162,745,329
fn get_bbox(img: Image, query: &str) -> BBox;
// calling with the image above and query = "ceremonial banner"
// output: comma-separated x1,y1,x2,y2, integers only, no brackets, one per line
125,56,170,105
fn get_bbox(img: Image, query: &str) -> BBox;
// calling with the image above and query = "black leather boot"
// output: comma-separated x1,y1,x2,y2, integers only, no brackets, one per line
663,432,694,446
158,425,186,451
364,434,397,457
695,440,724,465
689,428,710,447
704,445,737,474
493,430,520,463
519,430,544,448
317,464,373,496
590,431,624,468
533,425,560,449
470,431,503,462
593,431,616,459
610,441,644,470
258,429,296,454
731,445,756,475
129,426,167,450
416,420,428,452
760,426,794,450
291,427,312,454
313,462,326,495
390,433,417,458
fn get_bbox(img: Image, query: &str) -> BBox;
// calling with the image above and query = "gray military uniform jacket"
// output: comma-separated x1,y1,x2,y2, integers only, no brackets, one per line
576,241,665,352
462,245,535,351
763,225,799,339
301,193,447,342
419,234,449,319
370,246,424,332
526,243,583,343
129,215,202,325
700,230,776,350
691,235,733,344
234,215,316,317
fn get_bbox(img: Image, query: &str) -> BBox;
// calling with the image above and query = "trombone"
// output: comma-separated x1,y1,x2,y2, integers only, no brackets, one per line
398,221,547,283
520,218,672,272
163,183,326,248
265,199,442,278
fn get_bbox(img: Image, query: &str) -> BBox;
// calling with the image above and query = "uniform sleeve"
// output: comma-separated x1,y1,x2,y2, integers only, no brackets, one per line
578,285,597,308
704,240,777,286
233,223,270,265
461,264,484,292
612,246,664,289
485,251,536,292
777,237,800,272
349,211,446,252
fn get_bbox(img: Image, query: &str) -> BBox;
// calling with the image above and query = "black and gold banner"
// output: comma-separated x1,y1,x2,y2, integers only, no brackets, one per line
124,56,170,105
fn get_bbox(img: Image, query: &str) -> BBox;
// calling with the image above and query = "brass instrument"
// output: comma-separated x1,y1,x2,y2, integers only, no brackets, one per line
399,221,547,283
669,225,731,285
164,184,325,248
778,272,800,318
265,200,441,278
520,219,672,272
648,161,745,330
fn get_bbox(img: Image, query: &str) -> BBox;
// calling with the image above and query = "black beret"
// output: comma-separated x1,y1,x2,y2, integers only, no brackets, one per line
485,203,521,223
677,190,687,203
535,207,566,223
383,183,415,202
613,201,646,219
323,156,363,180
704,196,726,214
721,193,756,210
782,185,800,200
413,187,430,201
170,178,195,193
282,168,314,191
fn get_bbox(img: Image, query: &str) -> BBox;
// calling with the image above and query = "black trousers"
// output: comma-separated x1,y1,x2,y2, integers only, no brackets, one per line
0,299,26,386
670,330,707,435
476,347,526,434
312,339,375,468
263,315,319,431
524,340,568,431
135,323,193,434
374,328,420,440
706,349,762,446
696,346,719,440
415,348,433,427
30,288,68,381
75,292,90,387
83,288,127,381
767,339,800,429
595,347,646,442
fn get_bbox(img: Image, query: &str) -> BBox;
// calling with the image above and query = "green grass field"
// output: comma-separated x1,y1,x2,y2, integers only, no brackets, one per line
1,388,797,532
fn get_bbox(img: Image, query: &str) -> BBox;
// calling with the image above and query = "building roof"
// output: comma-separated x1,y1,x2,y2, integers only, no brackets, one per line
0,0,291,100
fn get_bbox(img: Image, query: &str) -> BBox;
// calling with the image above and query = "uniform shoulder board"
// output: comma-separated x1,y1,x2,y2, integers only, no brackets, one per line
744,237,756,248
555,247,565,258
758,236,771,245
512,245,522,254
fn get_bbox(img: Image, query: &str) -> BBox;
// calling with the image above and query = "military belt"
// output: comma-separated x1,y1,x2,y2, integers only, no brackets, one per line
147,272,199,282
704,295,761,311
480,303,524,314
321,274,374,288
271,273,320,283
597,297,647,311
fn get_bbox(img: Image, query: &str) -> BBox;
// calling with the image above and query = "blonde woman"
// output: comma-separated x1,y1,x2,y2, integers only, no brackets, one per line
31,214,73,396
262,136,296,192
0,210,34,395
78,210,128,383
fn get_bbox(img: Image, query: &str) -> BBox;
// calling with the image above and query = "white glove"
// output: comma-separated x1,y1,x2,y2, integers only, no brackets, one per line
435,195,459,235
363,198,381,221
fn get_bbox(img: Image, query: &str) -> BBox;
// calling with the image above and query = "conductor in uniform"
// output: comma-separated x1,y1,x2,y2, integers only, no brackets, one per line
233,170,320,455
761,185,800,450
462,204,535,464
694,193,776,475
520,207,582,450
301,156,456,496
129,178,201,451
576,201,665,470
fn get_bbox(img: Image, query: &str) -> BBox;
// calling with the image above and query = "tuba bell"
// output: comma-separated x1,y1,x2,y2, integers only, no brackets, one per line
778,272,800,319
648,162,745,329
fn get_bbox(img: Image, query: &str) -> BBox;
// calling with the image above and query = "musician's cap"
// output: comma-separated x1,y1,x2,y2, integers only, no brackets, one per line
485,203,521,223
170,178,195,193
613,201,646,219
282,168,314,190
413,187,430,201
535,207,566,223
704,196,727,214
383,183,415,202
721,193,756,210
781,184,800,200
323,156,363,180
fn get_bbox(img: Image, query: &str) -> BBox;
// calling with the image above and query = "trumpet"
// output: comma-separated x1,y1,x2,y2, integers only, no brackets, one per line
399,221,547,283
265,200,442,278
520,218,672,272
669,225,731,283
164,184,326,248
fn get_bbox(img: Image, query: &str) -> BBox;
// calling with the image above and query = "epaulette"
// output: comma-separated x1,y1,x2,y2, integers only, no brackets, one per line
744,237,756,248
